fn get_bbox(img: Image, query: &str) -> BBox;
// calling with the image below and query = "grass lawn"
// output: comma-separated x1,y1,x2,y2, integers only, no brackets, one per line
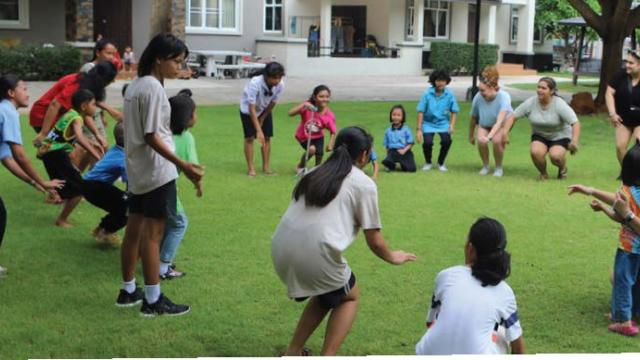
538,71,599,80
507,79,600,94
0,100,635,357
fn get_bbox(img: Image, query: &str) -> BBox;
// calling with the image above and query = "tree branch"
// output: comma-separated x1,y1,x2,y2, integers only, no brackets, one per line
567,0,604,34
626,5,640,34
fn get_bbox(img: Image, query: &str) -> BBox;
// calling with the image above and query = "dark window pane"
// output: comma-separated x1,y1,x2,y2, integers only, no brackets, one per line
266,7,273,30
0,0,19,21
424,9,436,37
274,7,282,30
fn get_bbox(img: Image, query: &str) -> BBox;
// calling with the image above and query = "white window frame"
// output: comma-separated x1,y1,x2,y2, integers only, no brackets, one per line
263,0,283,33
509,6,519,44
186,0,242,35
423,0,450,40
405,0,415,41
0,0,29,30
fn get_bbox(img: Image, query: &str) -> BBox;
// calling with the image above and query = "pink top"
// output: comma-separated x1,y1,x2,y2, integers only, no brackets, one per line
294,107,337,142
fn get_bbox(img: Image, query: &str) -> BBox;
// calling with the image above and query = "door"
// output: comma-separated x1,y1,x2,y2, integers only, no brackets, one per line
331,6,367,55
93,0,132,54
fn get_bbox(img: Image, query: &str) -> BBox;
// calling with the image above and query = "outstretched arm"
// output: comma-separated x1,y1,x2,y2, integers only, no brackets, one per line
364,228,416,265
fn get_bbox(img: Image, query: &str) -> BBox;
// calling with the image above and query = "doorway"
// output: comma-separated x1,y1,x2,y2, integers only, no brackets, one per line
93,0,132,54
331,6,366,56
467,4,477,43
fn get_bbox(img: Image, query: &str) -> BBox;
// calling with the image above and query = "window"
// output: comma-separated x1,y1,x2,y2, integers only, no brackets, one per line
186,0,240,34
423,0,449,39
510,6,519,43
0,0,28,29
264,0,282,32
405,0,415,40
534,26,543,44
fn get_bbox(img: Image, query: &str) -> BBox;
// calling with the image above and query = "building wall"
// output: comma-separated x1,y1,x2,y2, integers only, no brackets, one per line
0,0,66,46
185,0,260,54
449,1,468,43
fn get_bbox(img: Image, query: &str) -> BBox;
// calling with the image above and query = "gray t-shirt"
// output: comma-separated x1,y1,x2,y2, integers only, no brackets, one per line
123,75,177,194
513,96,578,141
271,166,382,298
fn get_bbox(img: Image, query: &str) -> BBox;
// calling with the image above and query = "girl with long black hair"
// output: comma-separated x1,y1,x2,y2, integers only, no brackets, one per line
272,126,416,355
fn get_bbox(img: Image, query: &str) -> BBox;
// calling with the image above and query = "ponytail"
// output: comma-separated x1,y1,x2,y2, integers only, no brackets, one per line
293,127,372,207
468,217,511,286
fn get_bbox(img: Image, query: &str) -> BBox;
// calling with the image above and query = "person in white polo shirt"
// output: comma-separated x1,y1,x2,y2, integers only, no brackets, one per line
415,217,525,355
272,126,416,356
239,62,285,176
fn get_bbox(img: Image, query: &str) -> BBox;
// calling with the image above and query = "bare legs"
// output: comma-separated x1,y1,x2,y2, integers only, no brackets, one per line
530,141,568,180
286,284,360,356
244,137,273,176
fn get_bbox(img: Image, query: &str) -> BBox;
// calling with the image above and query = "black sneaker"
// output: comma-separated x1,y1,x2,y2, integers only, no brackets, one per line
140,293,190,317
115,287,144,307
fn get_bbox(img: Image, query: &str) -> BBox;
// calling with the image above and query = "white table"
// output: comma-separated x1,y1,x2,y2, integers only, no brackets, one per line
190,50,256,79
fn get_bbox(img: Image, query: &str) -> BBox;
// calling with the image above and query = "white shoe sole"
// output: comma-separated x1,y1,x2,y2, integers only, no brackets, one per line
139,307,191,318
115,299,143,308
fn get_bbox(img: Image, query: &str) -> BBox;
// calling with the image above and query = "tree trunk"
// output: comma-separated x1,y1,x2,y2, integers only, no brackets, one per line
595,30,626,104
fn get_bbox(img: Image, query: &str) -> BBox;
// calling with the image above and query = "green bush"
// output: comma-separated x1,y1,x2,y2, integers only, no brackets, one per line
0,45,82,81
430,42,499,74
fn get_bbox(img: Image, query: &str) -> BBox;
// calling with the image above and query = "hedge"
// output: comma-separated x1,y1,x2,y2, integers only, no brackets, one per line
0,45,82,81
430,42,499,75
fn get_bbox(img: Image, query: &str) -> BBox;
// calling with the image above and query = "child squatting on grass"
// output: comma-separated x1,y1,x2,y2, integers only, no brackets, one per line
568,144,640,336
37,89,104,228
415,217,525,355
272,126,416,356
382,105,417,172
288,84,336,174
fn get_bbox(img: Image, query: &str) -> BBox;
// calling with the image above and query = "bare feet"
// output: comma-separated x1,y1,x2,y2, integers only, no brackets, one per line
247,169,257,177
55,219,74,228
263,169,277,176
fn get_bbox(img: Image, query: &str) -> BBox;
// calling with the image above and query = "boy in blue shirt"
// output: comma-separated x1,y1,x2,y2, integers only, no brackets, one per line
416,70,460,172
83,122,127,246
382,105,416,172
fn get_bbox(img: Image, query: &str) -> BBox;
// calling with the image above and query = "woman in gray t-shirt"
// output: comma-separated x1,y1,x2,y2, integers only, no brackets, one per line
503,77,581,180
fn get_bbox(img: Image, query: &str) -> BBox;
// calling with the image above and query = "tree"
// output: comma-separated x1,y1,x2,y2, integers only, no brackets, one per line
566,0,640,104
535,0,599,70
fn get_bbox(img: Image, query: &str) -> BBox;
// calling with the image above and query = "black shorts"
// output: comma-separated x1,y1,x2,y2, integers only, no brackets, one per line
128,180,176,219
294,272,356,309
298,137,324,155
240,111,273,139
41,150,84,200
32,126,42,134
531,134,570,149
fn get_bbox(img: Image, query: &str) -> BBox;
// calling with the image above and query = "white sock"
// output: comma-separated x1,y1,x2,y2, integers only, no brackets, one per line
122,279,136,294
160,261,170,275
144,284,161,304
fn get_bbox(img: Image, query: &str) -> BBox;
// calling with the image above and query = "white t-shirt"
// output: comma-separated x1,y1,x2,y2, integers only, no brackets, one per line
123,75,177,195
271,166,381,298
240,75,284,115
415,265,522,355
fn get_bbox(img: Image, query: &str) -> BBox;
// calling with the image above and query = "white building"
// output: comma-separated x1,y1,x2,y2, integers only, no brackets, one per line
184,0,552,76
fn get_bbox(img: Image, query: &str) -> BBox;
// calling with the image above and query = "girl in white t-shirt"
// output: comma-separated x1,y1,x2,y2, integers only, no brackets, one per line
415,217,525,355
272,126,416,356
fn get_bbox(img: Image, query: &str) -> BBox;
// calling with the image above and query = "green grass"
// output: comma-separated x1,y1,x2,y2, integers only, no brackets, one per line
508,79,600,94
538,71,599,80
0,101,634,357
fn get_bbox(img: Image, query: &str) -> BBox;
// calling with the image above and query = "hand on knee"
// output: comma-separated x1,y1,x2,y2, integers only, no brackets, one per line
308,145,316,156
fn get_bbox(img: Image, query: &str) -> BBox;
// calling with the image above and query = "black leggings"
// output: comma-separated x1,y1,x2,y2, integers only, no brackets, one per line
422,132,452,165
0,196,6,249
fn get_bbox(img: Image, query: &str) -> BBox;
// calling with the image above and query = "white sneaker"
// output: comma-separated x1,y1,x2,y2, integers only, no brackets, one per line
479,166,490,176
422,163,433,171
438,164,448,172
493,167,504,177
0,265,7,277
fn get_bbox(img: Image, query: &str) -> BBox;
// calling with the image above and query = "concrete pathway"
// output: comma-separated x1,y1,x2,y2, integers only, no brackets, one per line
24,74,567,112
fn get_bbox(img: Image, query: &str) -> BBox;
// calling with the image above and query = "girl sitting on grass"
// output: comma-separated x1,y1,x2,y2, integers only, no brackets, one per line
568,144,640,336
382,105,416,172
288,85,336,174
415,217,525,355
272,126,416,356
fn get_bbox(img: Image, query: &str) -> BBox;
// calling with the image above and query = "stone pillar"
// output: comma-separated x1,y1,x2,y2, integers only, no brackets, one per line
414,0,424,43
320,0,331,57
516,0,535,54
170,0,186,40
66,0,93,42
150,0,171,36
486,5,497,44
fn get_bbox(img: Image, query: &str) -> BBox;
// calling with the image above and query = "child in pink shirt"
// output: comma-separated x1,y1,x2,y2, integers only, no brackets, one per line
288,85,337,173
